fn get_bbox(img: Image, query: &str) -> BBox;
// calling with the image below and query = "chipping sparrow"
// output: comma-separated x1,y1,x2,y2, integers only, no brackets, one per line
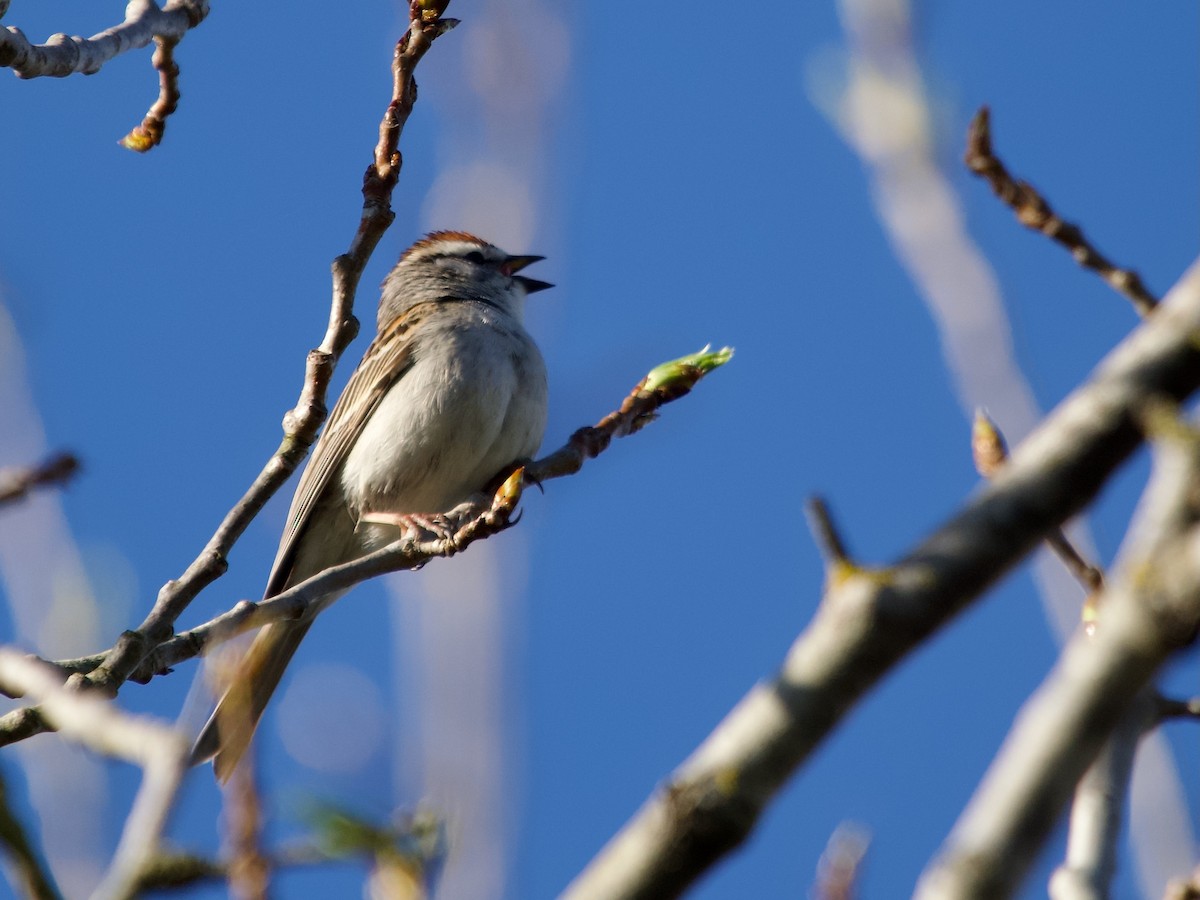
192,231,551,780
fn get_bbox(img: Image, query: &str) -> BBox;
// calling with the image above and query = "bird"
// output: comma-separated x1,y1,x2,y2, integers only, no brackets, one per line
192,231,551,781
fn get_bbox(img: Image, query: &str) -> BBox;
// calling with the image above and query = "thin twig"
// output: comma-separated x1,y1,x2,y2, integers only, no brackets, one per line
34,347,734,692
805,497,851,566
1156,695,1200,722
812,823,870,900
0,453,79,508
972,409,1105,603
67,3,457,709
0,766,62,899
119,35,180,152
965,106,1159,317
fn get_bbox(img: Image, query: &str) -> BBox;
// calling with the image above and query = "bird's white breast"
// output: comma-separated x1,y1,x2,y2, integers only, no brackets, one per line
339,309,548,517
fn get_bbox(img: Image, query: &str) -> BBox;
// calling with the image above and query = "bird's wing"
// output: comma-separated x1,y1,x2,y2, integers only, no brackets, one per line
264,304,429,597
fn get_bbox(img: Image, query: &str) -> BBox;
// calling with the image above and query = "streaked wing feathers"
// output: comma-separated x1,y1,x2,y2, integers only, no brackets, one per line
263,307,426,596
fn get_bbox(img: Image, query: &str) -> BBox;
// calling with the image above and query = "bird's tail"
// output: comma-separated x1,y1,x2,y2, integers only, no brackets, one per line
190,618,314,783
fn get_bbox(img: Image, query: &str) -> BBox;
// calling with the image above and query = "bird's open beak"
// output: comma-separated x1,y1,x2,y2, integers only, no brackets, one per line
505,254,554,294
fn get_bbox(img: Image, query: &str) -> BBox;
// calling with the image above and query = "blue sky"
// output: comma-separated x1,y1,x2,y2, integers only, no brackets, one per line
0,2,1196,898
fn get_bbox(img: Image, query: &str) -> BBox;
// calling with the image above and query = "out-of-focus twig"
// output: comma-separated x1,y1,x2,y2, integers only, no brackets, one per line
119,35,180,152
0,452,79,508
0,651,189,900
0,765,62,899
805,496,851,566
1164,866,1200,900
812,823,870,900
222,747,269,900
972,410,1105,609
1156,696,1200,722
965,106,1159,318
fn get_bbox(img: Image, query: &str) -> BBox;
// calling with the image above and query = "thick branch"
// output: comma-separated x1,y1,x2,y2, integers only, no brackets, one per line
563,261,1200,900
918,409,1200,899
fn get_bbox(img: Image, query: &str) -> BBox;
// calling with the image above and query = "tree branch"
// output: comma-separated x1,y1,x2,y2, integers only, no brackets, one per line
918,405,1200,899
965,106,1159,317
0,651,190,900
0,765,61,899
78,4,454,696
0,452,79,508
562,260,1200,900
30,347,733,693
119,35,180,152
0,0,457,748
0,0,206,79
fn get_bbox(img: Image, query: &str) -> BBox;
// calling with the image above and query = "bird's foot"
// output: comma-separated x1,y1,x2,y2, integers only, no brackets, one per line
359,511,459,542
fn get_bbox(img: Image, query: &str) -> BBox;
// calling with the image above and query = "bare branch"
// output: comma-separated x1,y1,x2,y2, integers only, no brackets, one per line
972,409,1105,606
119,35,180,152
0,651,190,900
563,261,1200,900
37,346,734,691
918,405,1200,898
0,2,460,752
0,0,206,80
1156,696,1200,722
222,749,269,900
812,823,870,900
68,3,457,710
1048,691,1153,900
0,766,62,899
0,452,79,508
805,497,851,567
965,106,1159,317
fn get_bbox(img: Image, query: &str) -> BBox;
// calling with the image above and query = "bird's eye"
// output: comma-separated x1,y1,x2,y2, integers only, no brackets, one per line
464,250,487,265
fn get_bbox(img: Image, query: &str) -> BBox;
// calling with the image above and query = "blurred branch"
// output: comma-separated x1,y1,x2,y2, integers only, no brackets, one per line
39,346,733,689
975,404,1123,894
1156,696,1200,722
805,496,851,567
0,452,79,508
965,106,1159,318
812,823,870,900
1165,867,1200,900
119,35,180,152
0,3,462,748
919,404,1200,899
562,261,1200,900
0,765,61,899
222,750,269,900
1049,692,1153,900
0,0,206,79
972,410,1105,614
132,807,442,894
0,650,190,900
